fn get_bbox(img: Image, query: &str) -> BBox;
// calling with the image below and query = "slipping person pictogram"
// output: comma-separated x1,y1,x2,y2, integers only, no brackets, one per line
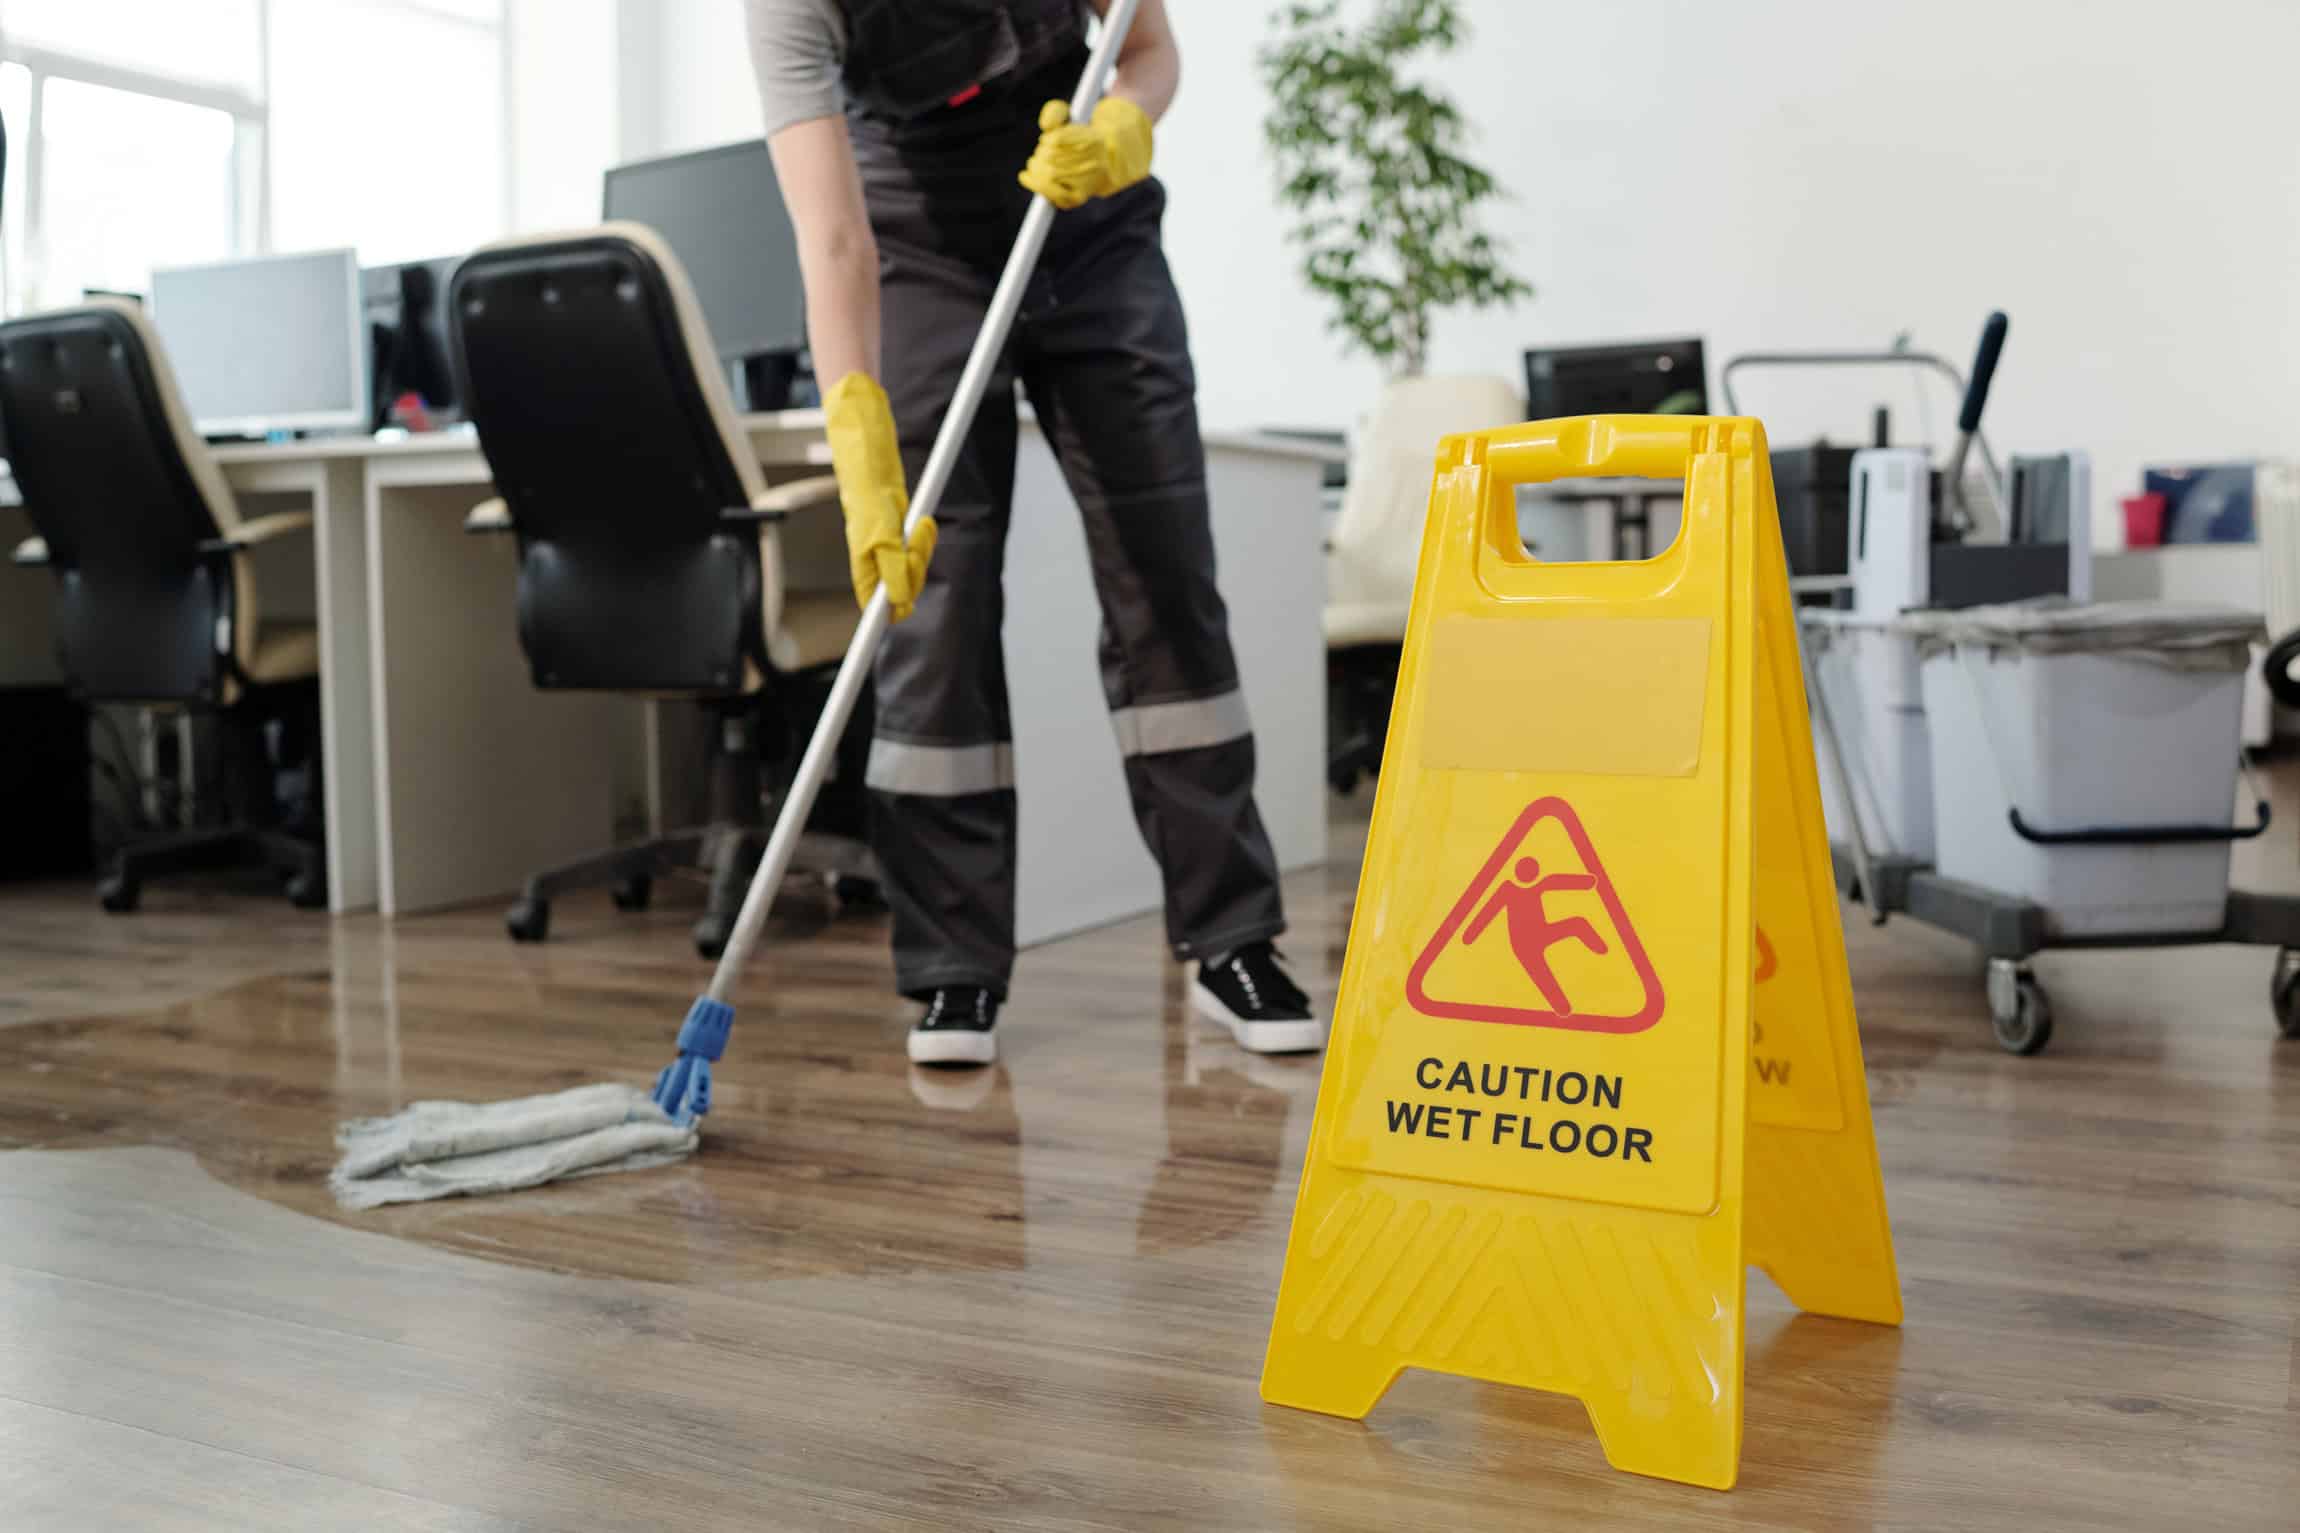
1463,857,1611,1015
1406,796,1666,1033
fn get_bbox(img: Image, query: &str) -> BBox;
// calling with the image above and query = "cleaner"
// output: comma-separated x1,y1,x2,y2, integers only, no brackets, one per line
753,0,1324,1066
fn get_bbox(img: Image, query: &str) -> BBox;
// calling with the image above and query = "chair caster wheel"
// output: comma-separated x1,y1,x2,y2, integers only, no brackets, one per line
831,874,883,911
693,913,733,961
287,872,327,910
506,897,551,943
610,874,653,913
98,874,140,914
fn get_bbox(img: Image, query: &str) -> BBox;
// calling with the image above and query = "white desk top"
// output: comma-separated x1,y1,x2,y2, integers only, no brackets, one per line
204,408,832,468
199,411,1338,466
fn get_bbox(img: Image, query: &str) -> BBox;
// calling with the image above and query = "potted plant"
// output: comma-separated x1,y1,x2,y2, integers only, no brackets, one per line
1266,0,1530,794
1260,0,1530,380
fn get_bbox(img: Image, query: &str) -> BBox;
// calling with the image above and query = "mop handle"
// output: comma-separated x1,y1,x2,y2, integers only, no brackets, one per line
1941,310,2008,531
703,0,1146,1006
1798,622,1888,926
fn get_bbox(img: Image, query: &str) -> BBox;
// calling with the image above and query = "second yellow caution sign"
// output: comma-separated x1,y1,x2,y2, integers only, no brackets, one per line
1261,415,1900,1490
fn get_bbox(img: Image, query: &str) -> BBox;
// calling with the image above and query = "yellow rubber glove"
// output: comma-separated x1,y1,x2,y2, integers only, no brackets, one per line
822,372,936,620
1017,97,1153,210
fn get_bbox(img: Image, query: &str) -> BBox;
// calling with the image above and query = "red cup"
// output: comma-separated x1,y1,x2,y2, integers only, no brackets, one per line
2121,492,2167,548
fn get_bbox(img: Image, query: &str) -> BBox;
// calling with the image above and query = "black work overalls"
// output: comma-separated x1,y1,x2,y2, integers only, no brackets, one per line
838,0,1285,997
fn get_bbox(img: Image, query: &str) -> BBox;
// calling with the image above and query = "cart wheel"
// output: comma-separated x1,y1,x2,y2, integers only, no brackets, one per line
2270,948,2300,1039
1986,959,2053,1056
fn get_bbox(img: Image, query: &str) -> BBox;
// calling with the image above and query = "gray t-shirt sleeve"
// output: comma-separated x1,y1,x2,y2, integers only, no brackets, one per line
746,0,848,139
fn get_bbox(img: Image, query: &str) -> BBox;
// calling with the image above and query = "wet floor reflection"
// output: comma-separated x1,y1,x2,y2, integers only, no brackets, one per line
1133,997,1297,1259
0,932,1322,1291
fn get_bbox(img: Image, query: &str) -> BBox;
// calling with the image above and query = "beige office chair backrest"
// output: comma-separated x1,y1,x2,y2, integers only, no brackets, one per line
0,297,297,701
81,297,248,532
1324,374,1523,647
454,223,850,683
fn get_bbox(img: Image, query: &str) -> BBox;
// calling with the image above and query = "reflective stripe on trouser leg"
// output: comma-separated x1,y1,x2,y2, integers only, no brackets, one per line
866,738,1015,796
1108,688,1252,757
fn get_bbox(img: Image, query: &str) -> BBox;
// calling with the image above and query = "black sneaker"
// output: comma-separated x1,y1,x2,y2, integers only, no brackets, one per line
907,986,1000,1066
1193,942,1324,1055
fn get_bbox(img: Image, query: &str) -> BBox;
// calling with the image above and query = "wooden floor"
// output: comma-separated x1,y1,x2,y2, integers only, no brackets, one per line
2,805,2298,1530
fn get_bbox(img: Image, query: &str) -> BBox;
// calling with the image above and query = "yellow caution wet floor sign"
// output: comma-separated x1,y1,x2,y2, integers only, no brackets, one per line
1262,416,1901,1490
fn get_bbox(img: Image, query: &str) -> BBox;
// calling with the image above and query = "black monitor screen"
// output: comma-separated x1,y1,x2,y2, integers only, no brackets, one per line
604,140,806,362
1524,338,1707,419
365,255,462,422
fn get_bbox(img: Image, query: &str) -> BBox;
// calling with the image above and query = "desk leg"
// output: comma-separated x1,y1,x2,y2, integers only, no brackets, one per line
365,476,630,916
313,460,378,913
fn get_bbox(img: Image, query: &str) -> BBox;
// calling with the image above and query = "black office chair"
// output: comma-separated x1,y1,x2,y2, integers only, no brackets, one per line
1,300,327,910
451,223,872,957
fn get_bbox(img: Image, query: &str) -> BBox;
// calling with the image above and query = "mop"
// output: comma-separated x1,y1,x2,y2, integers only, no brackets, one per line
331,0,1145,1210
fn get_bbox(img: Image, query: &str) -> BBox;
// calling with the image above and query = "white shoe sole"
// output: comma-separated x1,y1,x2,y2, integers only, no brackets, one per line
1191,984,1326,1055
907,1028,997,1066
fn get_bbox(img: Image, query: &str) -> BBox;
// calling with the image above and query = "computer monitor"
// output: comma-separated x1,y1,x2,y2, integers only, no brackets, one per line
362,255,462,426
603,140,806,367
1524,338,1708,419
150,249,368,436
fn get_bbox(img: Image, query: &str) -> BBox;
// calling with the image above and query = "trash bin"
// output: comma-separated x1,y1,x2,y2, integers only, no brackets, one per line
1911,601,2266,937
1801,609,1933,862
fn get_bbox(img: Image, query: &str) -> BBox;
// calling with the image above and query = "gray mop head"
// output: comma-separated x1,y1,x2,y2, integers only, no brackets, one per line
331,1082,699,1210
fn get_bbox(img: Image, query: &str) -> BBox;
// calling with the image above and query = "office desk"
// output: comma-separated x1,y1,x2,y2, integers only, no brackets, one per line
208,414,1328,946
207,415,830,917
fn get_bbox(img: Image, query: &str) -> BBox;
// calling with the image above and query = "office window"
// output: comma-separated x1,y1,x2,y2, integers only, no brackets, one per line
0,0,264,94
0,7,263,313
267,0,507,265
37,79,240,301
0,0,510,314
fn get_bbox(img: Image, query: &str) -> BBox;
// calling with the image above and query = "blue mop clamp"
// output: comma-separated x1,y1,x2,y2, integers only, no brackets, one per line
652,996,733,1125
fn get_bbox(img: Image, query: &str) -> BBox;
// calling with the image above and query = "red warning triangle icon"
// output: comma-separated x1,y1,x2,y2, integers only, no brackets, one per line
1406,796,1666,1033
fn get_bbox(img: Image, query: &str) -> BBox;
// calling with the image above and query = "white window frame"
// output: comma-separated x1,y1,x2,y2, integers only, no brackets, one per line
0,0,510,315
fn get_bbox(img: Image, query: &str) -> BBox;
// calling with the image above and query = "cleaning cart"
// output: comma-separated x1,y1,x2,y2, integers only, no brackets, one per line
1740,321,2300,1055
1821,599,2300,1056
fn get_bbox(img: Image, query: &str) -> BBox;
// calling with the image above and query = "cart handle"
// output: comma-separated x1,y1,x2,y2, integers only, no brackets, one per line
1717,344,2008,523
2007,802,2272,846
